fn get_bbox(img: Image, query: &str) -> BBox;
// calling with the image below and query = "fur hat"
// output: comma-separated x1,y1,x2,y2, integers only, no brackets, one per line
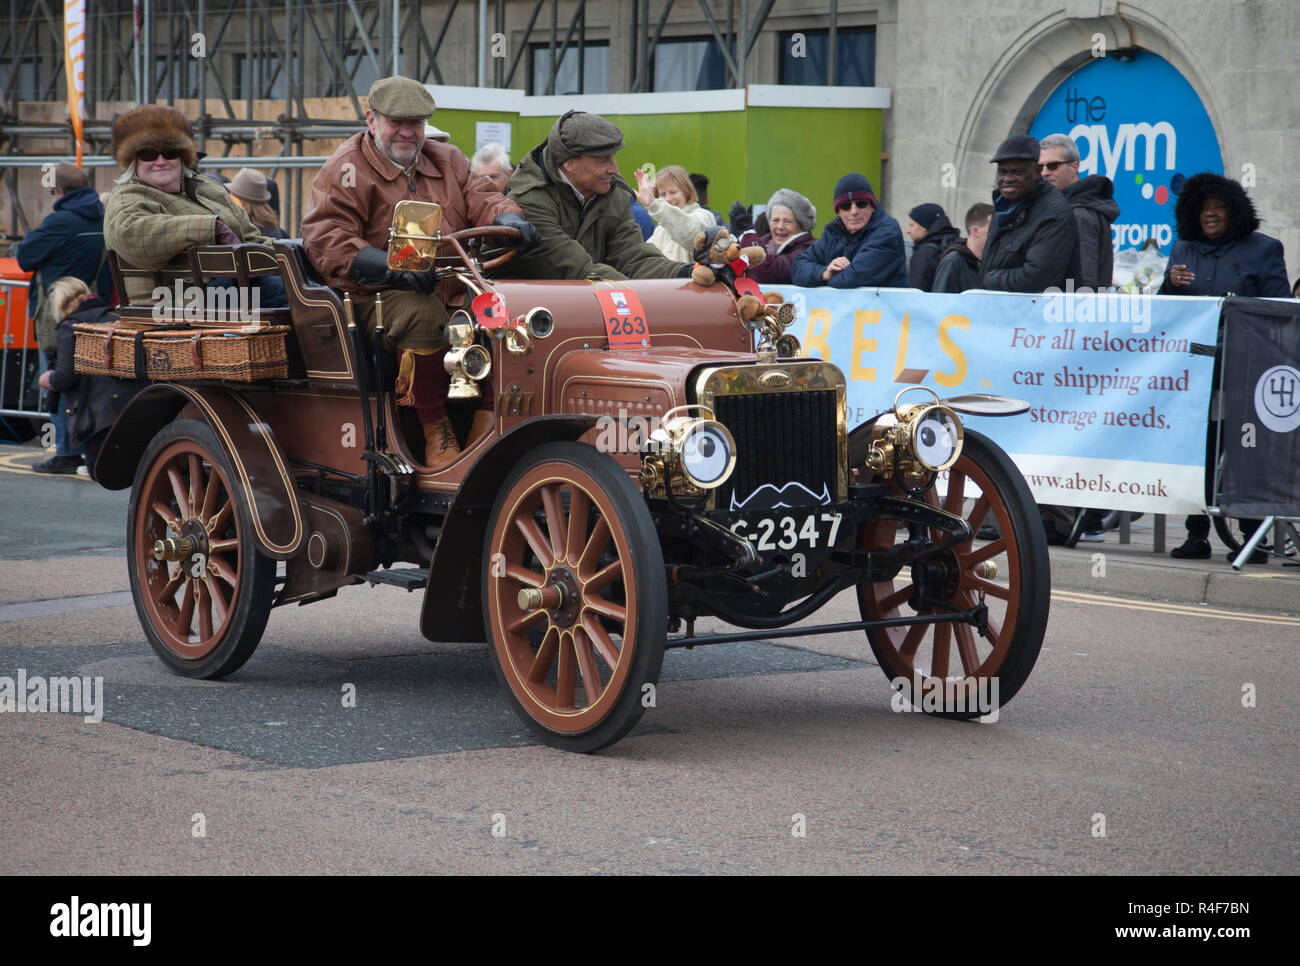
1173,172,1259,244
111,105,198,171
766,188,816,232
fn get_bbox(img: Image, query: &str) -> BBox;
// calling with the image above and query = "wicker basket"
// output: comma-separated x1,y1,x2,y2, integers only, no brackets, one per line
74,322,290,382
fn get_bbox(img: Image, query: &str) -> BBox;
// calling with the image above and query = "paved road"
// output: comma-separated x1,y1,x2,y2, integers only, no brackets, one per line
1,443,1296,875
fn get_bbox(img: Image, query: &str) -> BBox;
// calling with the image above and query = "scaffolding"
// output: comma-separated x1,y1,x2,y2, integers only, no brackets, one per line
1,0,860,232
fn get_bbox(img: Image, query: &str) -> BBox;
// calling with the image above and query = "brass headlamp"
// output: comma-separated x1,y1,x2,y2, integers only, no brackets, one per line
865,387,964,482
444,311,492,399
639,405,737,496
387,201,443,272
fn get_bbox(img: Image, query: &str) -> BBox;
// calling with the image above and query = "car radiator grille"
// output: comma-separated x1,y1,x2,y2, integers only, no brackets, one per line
711,389,839,510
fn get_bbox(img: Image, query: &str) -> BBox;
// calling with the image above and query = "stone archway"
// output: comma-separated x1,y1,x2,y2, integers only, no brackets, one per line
944,5,1225,219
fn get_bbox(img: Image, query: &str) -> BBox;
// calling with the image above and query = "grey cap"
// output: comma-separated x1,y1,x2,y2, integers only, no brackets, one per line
546,110,625,165
368,76,436,119
990,133,1041,163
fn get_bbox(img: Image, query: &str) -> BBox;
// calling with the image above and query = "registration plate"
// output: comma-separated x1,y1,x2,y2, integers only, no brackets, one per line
728,510,844,553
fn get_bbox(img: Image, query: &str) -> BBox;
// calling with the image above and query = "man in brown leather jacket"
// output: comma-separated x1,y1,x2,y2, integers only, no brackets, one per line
301,76,539,469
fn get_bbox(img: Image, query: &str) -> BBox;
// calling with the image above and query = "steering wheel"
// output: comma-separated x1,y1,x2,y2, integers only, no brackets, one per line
435,225,523,272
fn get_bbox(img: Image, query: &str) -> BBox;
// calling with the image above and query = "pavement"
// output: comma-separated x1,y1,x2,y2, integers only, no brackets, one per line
1046,514,1299,615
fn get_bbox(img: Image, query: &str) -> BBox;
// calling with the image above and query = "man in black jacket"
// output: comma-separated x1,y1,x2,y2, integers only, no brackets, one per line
979,134,1080,293
1038,133,1119,289
932,203,993,293
905,203,960,291
15,163,112,474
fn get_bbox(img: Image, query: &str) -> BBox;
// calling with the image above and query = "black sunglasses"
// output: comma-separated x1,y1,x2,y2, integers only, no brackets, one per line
836,200,872,213
1036,160,1075,172
136,148,182,162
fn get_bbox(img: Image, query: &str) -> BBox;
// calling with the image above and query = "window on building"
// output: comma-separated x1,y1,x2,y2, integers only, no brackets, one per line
653,37,731,91
344,50,383,98
529,42,610,95
153,54,203,100
233,51,303,101
779,26,876,86
0,59,40,101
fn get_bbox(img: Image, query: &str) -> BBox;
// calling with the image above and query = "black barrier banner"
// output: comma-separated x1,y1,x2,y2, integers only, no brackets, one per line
1217,297,1300,516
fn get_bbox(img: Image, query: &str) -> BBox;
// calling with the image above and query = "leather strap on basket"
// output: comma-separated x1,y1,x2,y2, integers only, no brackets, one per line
131,324,193,379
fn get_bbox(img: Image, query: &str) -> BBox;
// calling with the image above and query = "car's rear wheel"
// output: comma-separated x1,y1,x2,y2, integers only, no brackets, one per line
128,420,275,678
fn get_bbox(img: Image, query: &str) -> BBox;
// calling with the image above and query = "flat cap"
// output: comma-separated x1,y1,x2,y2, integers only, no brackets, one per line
368,76,436,119
990,133,1040,163
547,110,625,165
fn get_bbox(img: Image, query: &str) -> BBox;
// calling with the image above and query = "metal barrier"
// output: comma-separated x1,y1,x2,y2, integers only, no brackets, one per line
0,277,46,440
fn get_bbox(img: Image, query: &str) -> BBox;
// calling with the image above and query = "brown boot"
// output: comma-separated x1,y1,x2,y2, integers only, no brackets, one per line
423,417,461,470
467,410,495,445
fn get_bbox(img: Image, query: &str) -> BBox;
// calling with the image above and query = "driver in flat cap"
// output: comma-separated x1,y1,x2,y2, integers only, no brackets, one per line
503,109,690,280
302,76,539,469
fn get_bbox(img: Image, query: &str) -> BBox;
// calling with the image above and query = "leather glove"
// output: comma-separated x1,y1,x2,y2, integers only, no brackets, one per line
348,245,438,294
214,219,239,245
728,201,753,236
492,211,540,252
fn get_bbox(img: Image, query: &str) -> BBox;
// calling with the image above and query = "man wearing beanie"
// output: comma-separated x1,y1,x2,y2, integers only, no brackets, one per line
905,202,960,291
978,133,1080,292
791,172,907,288
504,109,690,280
302,76,538,470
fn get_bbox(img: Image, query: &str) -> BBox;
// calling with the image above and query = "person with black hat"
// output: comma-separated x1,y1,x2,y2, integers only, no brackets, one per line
905,202,961,291
791,172,907,288
978,133,1080,293
301,76,538,470
504,109,690,280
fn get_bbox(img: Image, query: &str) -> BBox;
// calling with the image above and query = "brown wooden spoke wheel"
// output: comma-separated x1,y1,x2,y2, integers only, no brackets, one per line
128,420,275,678
857,429,1049,716
482,441,667,753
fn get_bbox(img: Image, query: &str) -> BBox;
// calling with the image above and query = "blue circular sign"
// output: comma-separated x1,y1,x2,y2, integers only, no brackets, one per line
1029,51,1223,256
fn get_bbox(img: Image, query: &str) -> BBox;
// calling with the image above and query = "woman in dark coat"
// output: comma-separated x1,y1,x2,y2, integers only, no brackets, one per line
734,188,818,285
1159,173,1289,562
38,278,144,479
1160,173,1289,298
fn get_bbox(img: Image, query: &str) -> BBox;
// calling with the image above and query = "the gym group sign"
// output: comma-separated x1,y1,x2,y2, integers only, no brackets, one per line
1029,50,1224,255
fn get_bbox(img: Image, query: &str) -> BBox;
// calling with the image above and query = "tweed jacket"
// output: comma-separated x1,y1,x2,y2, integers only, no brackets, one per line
104,171,270,305
300,131,519,292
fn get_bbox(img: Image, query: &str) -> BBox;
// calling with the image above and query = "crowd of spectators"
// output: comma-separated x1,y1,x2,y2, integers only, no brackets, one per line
22,88,1295,565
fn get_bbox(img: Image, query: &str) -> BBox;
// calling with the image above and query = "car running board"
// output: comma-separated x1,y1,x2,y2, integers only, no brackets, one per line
363,567,429,591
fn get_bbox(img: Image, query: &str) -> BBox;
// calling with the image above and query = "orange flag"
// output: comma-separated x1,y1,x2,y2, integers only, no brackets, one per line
64,0,87,167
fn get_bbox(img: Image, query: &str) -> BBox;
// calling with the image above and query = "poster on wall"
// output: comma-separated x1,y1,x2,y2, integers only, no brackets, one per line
1028,51,1224,290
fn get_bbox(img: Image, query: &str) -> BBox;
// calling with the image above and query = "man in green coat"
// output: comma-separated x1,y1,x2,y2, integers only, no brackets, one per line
505,110,690,280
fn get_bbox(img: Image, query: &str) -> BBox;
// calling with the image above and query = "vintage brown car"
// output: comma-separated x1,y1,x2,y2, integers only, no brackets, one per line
81,208,1050,752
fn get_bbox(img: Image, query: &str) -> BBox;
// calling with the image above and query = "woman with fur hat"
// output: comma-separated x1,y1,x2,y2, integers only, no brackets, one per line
1159,172,1289,563
735,188,818,285
103,105,285,306
1160,173,1289,298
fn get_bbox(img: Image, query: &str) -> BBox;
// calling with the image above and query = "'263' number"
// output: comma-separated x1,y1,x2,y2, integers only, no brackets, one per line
607,315,646,336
